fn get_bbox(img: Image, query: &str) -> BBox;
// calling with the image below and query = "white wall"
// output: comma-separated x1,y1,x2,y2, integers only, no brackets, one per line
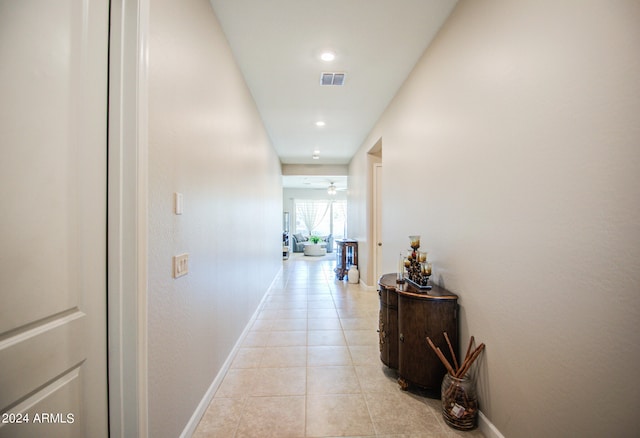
350,1,640,437
148,0,282,435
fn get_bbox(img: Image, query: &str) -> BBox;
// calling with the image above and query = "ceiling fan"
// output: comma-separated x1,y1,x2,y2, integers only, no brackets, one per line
327,181,348,195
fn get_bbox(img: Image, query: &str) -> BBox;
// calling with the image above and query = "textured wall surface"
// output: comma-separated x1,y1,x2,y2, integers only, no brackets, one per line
148,0,282,436
351,1,640,436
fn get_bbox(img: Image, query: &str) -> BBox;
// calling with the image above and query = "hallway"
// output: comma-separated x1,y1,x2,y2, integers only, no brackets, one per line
193,254,485,437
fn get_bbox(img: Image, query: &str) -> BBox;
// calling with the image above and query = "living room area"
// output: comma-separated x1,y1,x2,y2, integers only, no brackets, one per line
282,172,348,258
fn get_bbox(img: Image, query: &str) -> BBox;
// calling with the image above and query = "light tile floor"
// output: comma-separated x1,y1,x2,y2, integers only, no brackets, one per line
194,253,485,438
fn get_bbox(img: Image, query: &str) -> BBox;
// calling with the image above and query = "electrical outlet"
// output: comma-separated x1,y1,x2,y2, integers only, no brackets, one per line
173,253,189,278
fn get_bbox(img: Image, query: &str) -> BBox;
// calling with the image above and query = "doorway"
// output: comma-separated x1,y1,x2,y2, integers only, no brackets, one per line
373,162,383,282
369,138,383,283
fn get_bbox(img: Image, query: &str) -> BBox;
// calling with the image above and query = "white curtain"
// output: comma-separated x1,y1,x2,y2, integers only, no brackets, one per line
296,200,330,235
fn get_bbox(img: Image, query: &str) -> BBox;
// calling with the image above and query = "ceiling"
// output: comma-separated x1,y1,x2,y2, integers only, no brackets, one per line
209,0,458,168
282,175,348,191
210,0,457,190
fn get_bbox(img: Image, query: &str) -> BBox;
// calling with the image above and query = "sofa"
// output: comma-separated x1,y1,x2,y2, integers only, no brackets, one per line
291,233,333,253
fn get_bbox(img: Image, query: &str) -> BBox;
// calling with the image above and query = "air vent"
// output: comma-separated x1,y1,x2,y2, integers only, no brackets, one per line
320,72,345,86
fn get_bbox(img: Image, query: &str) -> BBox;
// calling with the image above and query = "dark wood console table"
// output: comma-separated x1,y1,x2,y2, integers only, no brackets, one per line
334,239,358,280
378,273,458,390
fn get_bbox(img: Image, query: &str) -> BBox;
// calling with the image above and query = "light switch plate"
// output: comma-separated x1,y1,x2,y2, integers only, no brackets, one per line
174,192,183,215
173,253,189,278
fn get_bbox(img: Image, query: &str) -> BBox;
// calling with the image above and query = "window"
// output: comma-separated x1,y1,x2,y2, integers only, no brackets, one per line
294,199,347,243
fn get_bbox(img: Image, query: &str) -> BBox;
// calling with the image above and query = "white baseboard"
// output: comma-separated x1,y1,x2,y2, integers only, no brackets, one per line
354,277,377,290
358,278,370,288
179,268,281,438
478,411,505,438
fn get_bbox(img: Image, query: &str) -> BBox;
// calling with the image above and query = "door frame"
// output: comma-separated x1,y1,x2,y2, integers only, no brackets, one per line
372,162,383,282
107,0,149,436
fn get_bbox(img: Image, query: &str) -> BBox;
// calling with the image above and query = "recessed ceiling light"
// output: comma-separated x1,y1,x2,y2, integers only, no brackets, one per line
320,51,335,62
315,121,326,127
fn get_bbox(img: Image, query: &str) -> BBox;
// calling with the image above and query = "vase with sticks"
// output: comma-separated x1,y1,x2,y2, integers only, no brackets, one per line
441,373,478,430
427,334,485,430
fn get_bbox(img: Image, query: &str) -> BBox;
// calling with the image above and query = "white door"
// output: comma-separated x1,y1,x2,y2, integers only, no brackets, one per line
0,1,109,437
373,163,383,281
